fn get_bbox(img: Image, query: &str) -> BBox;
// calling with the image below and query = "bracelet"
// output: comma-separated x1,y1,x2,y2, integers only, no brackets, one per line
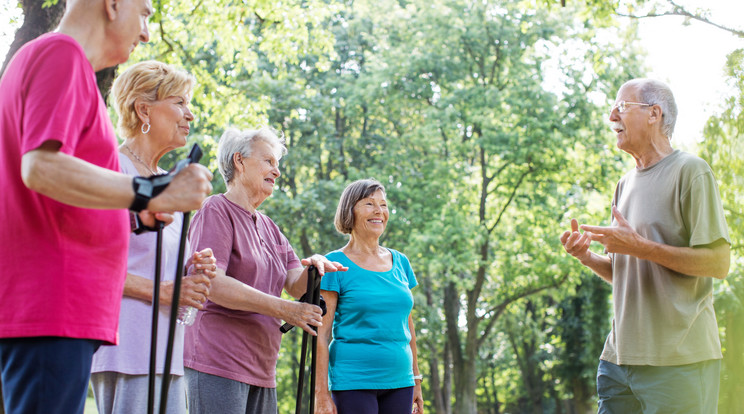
413,375,423,381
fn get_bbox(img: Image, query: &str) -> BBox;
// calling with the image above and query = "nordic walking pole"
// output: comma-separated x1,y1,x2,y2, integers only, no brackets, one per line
147,220,165,414
159,210,191,414
308,268,320,414
290,265,321,414
148,143,203,414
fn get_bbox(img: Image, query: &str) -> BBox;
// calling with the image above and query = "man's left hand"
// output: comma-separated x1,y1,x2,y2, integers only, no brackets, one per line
580,206,645,256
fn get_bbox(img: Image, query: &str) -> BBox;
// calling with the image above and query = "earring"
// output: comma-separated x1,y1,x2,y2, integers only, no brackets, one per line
141,122,151,134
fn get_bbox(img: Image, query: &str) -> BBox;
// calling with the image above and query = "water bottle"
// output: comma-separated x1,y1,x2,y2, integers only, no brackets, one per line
177,306,197,326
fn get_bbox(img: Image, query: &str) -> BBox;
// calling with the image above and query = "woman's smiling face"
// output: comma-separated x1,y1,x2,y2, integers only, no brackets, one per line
351,189,389,238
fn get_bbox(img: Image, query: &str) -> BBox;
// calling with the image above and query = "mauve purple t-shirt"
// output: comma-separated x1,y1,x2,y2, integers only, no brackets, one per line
184,194,301,387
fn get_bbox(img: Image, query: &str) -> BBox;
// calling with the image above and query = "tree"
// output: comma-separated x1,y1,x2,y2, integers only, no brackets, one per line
700,48,744,414
616,0,744,38
0,0,65,77
341,0,640,411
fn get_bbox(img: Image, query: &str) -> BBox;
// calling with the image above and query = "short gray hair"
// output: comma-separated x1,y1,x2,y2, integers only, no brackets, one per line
216,127,287,185
334,179,386,234
624,78,678,138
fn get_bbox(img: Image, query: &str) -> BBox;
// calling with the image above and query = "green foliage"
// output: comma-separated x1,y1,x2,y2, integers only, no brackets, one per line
700,47,744,414
7,0,741,412
162,0,640,411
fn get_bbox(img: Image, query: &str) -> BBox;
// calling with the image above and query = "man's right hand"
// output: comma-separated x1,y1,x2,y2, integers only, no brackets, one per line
559,218,593,263
148,164,213,213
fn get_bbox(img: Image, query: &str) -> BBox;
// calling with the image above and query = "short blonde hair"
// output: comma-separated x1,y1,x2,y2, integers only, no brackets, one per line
334,179,386,234
217,127,288,185
112,60,195,138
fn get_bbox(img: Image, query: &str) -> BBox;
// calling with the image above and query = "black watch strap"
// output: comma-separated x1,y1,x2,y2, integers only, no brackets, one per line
130,176,154,212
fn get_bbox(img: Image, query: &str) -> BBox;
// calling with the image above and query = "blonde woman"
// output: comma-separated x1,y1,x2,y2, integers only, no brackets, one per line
90,61,216,414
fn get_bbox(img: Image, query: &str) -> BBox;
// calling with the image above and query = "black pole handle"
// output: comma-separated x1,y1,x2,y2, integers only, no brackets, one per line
293,266,321,414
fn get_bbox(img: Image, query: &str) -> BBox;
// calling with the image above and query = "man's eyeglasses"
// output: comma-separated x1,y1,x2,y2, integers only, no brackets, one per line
611,101,652,113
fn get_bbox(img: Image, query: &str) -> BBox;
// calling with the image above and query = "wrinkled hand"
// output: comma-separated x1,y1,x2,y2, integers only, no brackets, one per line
159,273,211,309
314,392,337,414
580,206,643,256
188,248,217,280
281,300,323,336
559,218,593,262
177,248,217,309
137,211,175,229
148,164,213,213
412,383,424,413
300,254,348,275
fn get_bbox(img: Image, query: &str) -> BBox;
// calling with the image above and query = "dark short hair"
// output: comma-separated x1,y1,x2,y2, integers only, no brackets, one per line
334,179,386,234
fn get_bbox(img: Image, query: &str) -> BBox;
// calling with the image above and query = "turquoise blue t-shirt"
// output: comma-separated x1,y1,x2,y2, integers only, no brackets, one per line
321,248,418,391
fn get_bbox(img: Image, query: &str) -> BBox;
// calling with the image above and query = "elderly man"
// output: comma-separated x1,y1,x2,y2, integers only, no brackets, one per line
560,78,730,413
0,1,212,413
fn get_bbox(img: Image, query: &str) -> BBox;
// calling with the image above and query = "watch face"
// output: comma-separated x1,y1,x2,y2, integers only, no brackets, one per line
129,211,139,231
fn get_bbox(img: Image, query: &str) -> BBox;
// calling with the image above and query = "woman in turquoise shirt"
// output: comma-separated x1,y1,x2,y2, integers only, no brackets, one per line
315,179,424,414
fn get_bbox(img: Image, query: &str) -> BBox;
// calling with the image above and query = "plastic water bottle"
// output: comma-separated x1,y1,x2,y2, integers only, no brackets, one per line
177,306,197,326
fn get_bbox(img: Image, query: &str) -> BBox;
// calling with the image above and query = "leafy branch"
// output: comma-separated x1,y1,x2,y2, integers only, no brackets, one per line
617,0,744,38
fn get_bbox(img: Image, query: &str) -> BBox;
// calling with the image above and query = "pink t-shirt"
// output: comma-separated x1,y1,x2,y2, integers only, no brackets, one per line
184,194,301,388
0,33,129,344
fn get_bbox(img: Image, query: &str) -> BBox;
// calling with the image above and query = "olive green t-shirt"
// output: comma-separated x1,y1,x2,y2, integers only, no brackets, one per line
601,150,730,366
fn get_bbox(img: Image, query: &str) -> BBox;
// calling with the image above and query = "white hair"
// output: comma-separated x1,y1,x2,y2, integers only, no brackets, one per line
624,78,678,138
216,127,287,185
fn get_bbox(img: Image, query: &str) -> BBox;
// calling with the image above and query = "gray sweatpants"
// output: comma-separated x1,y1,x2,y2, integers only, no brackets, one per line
91,371,187,414
185,368,277,414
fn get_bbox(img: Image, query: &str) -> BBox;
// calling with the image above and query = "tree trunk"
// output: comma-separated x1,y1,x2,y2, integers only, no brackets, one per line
442,340,452,414
1,0,67,77
2,0,118,99
95,66,118,102
453,363,477,414
425,283,447,414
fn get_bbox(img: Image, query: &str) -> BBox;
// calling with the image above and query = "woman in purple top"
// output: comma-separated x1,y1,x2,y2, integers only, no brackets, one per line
184,127,347,414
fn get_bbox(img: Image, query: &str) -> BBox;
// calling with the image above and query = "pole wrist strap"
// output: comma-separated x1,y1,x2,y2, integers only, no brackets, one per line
130,175,172,212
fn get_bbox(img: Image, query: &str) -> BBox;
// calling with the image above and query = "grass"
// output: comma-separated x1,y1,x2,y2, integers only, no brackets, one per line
84,384,97,414
84,394,98,413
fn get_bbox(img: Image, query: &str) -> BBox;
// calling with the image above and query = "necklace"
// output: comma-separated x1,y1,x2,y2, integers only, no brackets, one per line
124,144,158,175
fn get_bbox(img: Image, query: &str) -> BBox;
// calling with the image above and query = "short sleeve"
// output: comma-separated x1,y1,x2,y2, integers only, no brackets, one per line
320,269,341,293
189,199,234,272
21,38,98,155
320,251,343,293
396,250,418,290
682,170,730,247
274,229,301,271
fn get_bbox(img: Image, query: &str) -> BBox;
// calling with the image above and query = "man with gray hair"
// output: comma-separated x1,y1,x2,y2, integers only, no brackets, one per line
560,78,730,412
0,0,212,413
